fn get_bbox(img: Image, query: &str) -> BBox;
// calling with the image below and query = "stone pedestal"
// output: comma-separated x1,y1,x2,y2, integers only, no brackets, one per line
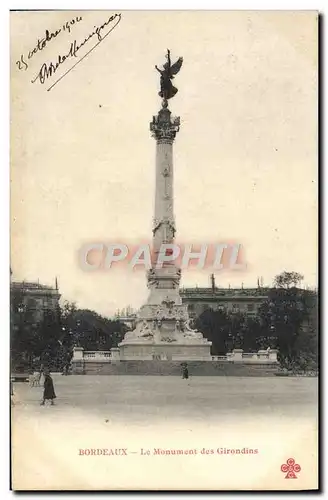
71,346,85,374
120,342,211,361
110,347,121,363
268,349,278,362
232,349,243,361
258,349,269,361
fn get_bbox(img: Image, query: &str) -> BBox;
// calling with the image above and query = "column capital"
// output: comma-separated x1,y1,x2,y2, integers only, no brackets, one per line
150,107,180,144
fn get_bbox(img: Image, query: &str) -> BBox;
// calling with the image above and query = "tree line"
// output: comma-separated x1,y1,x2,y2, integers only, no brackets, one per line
195,272,318,371
10,271,318,373
10,294,127,372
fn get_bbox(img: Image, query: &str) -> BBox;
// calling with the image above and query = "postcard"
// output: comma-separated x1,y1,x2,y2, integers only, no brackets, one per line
10,10,318,491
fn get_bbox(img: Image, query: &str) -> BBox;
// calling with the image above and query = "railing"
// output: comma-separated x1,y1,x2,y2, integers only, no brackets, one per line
113,316,137,322
210,350,277,362
84,351,111,359
73,348,278,364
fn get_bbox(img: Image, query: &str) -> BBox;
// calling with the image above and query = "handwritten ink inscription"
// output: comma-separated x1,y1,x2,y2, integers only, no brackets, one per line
16,16,83,71
15,13,122,91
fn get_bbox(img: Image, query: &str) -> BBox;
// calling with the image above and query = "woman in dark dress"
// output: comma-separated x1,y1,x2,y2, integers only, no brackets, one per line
40,372,56,405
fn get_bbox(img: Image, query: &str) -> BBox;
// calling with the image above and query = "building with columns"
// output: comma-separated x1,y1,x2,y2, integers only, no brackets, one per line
181,284,270,319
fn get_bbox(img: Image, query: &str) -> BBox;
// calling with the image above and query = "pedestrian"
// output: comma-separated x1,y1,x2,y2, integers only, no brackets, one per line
38,364,44,384
182,362,189,380
62,361,70,375
28,368,35,387
40,371,56,406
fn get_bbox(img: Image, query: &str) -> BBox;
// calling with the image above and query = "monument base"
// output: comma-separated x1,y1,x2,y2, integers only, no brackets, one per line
118,342,212,361
73,359,279,377
118,295,212,361
71,347,279,375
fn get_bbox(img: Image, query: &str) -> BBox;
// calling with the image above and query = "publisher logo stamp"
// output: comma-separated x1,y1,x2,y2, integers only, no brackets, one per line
281,458,301,479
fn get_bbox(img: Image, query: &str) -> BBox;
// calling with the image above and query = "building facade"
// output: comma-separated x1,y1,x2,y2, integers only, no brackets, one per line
180,286,270,319
11,281,61,322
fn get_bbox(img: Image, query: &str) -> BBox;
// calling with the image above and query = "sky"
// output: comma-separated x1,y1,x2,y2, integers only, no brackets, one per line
10,10,318,316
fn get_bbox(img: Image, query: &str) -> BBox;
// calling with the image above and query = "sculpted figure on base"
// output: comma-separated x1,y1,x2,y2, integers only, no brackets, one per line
155,49,183,102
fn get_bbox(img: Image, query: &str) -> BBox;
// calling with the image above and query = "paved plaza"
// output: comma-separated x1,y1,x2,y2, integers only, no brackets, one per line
12,374,317,422
12,375,318,490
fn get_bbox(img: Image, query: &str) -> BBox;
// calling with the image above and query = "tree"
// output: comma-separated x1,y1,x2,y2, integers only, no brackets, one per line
293,290,318,371
242,316,269,351
258,283,317,370
36,308,62,370
195,308,231,355
195,308,256,354
60,304,128,352
10,289,40,370
273,271,304,289
11,293,128,371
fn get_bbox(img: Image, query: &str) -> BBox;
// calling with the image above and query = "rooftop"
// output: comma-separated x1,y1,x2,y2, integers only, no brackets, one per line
180,287,270,297
11,281,59,292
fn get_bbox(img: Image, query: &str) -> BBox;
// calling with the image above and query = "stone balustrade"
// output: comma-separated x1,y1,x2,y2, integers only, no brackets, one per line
71,346,279,375
72,346,278,368
84,351,111,359
211,349,278,363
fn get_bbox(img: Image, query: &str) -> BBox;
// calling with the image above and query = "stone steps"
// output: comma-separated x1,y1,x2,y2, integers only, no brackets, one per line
79,361,278,377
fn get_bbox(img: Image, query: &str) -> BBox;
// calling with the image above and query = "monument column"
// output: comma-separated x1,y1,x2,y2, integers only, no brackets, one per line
147,104,182,305
151,105,179,253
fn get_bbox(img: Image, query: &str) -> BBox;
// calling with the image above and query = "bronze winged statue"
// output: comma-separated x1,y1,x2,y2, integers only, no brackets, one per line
155,49,183,102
